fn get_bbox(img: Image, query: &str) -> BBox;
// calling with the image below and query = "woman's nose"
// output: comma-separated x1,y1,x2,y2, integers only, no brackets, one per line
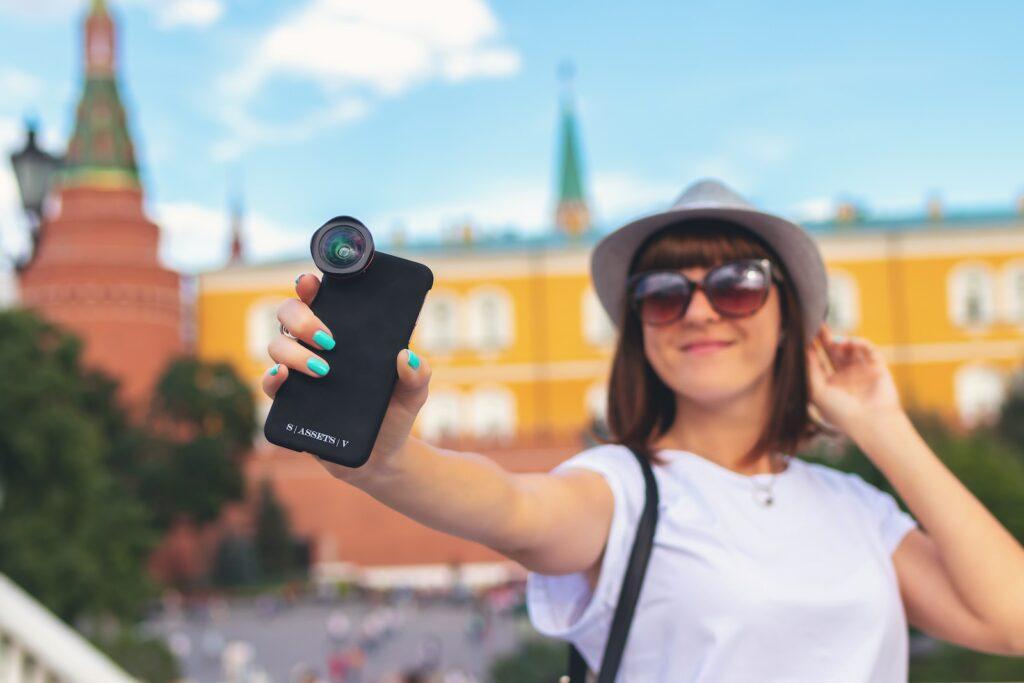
684,287,719,322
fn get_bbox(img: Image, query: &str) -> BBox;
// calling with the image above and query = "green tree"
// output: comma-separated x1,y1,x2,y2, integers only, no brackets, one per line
995,369,1024,459
211,533,260,587
138,357,255,530
254,479,296,581
490,637,566,683
0,310,156,623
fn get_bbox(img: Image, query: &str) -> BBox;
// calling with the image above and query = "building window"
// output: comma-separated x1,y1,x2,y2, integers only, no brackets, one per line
470,385,515,439
954,364,1005,429
825,270,859,334
417,388,462,442
586,382,608,429
467,287,513,352
948,263,995,328
247,296,287,361
1001,262,1024,324
582,287,616,346
418,291,460,353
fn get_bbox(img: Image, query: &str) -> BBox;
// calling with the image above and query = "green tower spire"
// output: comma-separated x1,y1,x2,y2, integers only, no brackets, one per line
554,63,590,235
60,0,140,190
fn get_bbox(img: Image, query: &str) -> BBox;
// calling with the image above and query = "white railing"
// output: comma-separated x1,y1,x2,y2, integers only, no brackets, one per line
0,574,137,683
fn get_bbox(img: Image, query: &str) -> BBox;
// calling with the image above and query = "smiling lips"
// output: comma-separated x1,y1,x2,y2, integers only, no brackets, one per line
682,340,735,354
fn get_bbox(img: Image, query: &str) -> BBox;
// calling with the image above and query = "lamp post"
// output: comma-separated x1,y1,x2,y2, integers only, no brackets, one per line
9,119,63,273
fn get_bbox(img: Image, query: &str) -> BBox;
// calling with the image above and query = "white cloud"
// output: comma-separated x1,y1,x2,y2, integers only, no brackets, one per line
0,117,33,267
215,0,520,158
591,171,679,224
155,0,223,29
211,96,368,162
0,0,81,19
0,67,43,102
790,196,836,222
0,0,222,30
153,200,308,273
368,181,549,241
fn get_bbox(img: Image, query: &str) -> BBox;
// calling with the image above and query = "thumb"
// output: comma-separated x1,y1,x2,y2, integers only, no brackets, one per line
393,348,431,414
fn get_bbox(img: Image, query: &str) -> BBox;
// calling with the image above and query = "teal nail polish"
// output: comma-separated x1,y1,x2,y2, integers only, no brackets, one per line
307,357,330,376
295,274,304,284
407,350,420,370
313,329,335,351
269,364,279,376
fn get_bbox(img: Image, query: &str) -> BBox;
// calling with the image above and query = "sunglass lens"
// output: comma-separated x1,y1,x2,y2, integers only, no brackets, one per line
632,273,690,324
707,262,770,315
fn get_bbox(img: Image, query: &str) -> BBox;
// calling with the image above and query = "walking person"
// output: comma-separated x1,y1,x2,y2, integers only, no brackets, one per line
263,179,1024,680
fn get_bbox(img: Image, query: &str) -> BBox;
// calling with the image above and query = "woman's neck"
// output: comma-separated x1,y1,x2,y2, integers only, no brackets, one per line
650,377,781,476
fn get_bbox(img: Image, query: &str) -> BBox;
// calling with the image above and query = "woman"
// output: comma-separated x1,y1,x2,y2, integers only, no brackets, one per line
263,179,1024,680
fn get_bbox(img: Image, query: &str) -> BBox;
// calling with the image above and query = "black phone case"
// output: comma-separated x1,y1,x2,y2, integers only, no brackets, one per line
263,251,434,467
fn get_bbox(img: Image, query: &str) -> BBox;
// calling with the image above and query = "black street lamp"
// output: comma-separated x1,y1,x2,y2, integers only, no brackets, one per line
9,119,63,273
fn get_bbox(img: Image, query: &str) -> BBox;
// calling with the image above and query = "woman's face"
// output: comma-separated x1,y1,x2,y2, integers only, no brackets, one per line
640,262,783,407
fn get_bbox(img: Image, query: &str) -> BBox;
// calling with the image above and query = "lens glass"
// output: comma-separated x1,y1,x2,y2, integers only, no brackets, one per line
632,272,691,325
706,261,769,316
322,226,366,269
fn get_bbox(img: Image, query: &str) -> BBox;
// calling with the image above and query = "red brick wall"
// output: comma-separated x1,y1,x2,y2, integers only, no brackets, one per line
17,186,183,416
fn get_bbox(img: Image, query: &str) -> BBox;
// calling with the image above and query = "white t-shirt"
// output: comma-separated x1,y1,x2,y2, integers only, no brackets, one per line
526,444,919,682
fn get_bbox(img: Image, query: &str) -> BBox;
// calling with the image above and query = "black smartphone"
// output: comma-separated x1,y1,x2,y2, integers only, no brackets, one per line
263,216,434,467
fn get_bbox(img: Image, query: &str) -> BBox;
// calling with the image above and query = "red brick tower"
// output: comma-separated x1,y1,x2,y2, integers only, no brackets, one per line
17,0,182,416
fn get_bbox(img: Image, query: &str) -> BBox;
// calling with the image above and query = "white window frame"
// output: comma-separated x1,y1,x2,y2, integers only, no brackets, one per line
246,296,287,361
954,363,1005,429
825,269,860,334
947,262,995,329
469,384,516,439
1000,260,1024,325
417,290,461,354
416,387,463,442
582,286,616,347
466,286,513,352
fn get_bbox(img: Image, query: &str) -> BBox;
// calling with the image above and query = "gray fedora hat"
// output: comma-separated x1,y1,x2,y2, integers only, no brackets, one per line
590,178,828,343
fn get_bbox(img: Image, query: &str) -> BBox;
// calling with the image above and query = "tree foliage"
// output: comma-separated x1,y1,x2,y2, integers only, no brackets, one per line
0,310,156,622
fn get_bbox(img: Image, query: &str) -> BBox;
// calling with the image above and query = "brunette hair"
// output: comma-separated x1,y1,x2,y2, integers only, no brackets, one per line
596,218,833,466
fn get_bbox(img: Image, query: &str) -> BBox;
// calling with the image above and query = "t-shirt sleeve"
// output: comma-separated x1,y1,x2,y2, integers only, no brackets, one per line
525,445,646,642
845,472,919,555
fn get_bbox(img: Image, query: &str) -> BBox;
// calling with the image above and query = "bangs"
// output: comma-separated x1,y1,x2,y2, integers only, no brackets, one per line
630,218,780,277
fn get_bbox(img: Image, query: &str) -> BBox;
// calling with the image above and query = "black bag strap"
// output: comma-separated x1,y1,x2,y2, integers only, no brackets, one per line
566,446,660,683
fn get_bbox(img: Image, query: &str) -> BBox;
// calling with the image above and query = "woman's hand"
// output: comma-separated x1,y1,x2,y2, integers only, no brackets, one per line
805,322,905,436
262,273,432,481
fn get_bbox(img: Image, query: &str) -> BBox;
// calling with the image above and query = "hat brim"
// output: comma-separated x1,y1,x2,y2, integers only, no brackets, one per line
591,205,828,343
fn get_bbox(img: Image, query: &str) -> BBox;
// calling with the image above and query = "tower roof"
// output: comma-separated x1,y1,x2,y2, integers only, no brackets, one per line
60,0,140,191
557,71,586,204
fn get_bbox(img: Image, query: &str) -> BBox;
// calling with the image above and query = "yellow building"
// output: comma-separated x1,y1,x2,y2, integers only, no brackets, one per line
197,94,1024,450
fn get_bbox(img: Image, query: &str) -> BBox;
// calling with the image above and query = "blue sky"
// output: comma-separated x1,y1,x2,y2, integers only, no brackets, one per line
1,0,1023,274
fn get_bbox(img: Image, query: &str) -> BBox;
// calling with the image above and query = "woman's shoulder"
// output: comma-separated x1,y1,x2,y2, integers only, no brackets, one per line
552,443,650,515
553,442,641,476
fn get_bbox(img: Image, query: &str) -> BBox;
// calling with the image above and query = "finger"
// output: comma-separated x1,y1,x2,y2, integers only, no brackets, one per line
392,348,432,412
295,273,321,306
268,334,332,378
262,362,289,399
277,298,335,351
812,336,837,375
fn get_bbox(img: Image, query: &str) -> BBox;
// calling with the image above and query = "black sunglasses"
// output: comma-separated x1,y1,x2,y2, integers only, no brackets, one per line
628,258,781,326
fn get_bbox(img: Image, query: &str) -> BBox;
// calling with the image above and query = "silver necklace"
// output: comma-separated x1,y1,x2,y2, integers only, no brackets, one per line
751,453,791,507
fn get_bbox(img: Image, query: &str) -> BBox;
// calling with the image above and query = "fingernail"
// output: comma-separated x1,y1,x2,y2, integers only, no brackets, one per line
307,357,330,376
295,274,304,285
833,335,844,343
407,349,420,370
269,364,279,376
313,329,335,351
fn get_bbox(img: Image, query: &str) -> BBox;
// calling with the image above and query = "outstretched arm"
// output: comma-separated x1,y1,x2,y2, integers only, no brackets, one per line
263,273,615,577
